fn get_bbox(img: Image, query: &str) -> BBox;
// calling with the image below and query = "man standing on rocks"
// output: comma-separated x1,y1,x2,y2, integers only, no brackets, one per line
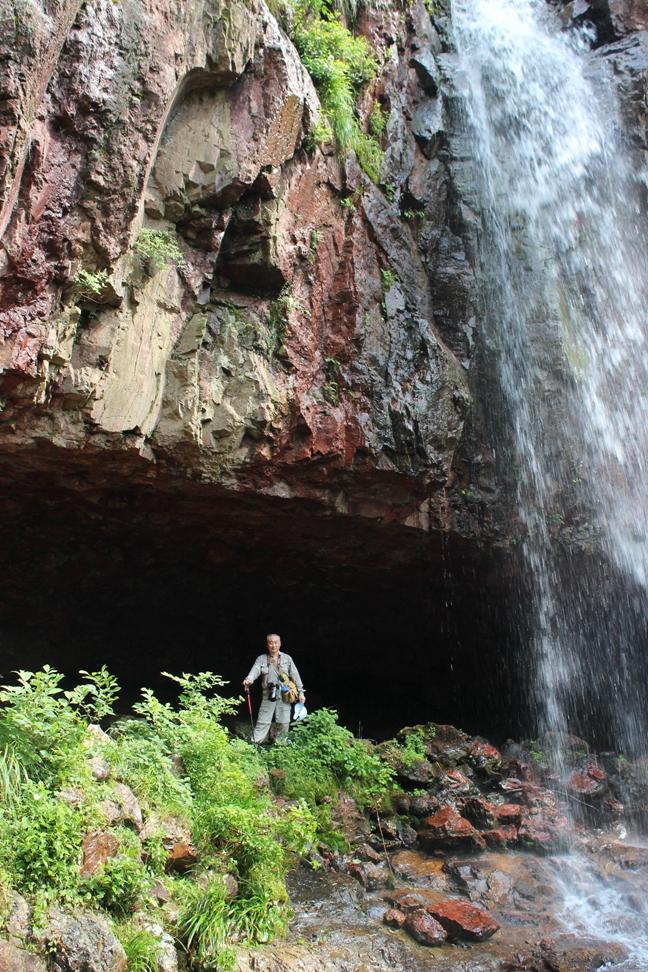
243,633,305,744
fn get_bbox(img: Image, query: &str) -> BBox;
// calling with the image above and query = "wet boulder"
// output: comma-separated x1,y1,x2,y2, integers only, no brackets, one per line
426,898,500,942
345,860,390,890
418,805,485,850
405,908,447,946
469,739,503,778
382,908,406,928
539,933,628,971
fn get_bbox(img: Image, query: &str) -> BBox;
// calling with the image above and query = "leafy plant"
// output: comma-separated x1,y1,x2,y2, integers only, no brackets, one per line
322,381,339,405
83,856,148,916
399,727,428,768
116,924,161,972
73,269,109,299
134,229,186,272
265,709,395,811
8,782,83,899
380,268,397,292
368,100,387,138
292,0,383,181
403,208,425,221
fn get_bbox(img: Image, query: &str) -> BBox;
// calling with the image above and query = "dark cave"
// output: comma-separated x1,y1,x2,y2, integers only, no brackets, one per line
0,450,530,744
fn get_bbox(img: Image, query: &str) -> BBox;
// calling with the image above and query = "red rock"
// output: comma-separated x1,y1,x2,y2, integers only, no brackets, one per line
166,841,198,871
495,803,524,823
484,824,519,847
459,795,497,828
567,770,605,797
426,898,500,941
446,768,471,787
386,888,445,911
470,739,501,761
383,908,406,928
405,908,447,946
80,830,119,878
586,763,606,781
346,860,388,889
419,805,485,849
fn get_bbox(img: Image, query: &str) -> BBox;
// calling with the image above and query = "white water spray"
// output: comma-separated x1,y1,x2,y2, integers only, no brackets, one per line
451,0,648,755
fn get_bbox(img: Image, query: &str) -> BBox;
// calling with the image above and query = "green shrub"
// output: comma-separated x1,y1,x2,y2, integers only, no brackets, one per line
368,100,387,138
115,923,161,972
0,668,87,787
177,877,236,971
291,0,383,181
134,229,185,272
8,783,83,899
265,709,395,811
73,269,109,299
83,856,148,916
380,268,397,292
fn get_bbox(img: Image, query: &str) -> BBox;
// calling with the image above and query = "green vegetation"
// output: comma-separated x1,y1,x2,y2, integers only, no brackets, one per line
266,285,307,357
117,924,162,972
0,668,398,968
380,268,397,292
134,229,186,272
368,100,387,138
288,0,384,182
72,269,109,299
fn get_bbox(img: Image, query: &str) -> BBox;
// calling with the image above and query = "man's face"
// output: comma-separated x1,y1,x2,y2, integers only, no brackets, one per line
267,636,281,656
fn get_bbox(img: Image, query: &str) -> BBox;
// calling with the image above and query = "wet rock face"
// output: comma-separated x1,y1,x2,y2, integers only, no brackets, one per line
0,0,474,539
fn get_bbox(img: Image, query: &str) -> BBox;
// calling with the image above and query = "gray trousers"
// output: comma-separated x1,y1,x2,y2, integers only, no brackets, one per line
252,698,291,744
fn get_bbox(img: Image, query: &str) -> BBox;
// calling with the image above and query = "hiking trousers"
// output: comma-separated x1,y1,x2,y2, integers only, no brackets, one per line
252,698,291,744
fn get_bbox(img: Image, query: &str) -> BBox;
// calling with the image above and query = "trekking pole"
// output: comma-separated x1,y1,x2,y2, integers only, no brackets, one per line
245,685,256,743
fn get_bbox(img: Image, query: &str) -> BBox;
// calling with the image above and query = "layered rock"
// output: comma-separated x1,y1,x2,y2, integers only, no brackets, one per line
0,0,474,536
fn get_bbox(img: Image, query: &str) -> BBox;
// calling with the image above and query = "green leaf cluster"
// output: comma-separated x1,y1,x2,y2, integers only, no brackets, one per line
291,0,384,182
134,229,186,272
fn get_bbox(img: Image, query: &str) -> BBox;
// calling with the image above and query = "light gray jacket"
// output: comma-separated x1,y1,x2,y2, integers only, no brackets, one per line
245,652,304,700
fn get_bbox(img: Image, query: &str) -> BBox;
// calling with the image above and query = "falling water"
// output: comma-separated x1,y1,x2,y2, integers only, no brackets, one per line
450,0,648,758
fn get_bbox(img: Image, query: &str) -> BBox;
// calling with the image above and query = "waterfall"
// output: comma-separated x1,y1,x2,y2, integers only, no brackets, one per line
450,0,648,759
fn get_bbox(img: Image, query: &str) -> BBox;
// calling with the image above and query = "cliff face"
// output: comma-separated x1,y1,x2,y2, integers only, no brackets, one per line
0,0,476,537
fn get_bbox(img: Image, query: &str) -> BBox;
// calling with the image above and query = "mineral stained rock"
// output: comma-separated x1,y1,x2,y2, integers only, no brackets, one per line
0,0,475,538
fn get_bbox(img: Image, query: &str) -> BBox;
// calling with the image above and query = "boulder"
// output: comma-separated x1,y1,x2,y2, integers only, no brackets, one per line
5,892,31,946
382,908,406,928
539,934,628,971
404,908,447,946
34,908,126,971
426,898,500,942
418,805,485,850
345,860,390,890
0,941,47,971
80,830,120,878
113,783,143,831
89,756,110,781
166,841,199,872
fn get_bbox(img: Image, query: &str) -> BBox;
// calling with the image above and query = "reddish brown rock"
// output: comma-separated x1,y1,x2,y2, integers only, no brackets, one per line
80,830,120,879
382,908,406,929
539,934,628,971
495,803,524,824
346,860,390,890
385,887,446,912
426,898,500,942
484,824,519,847
166,841,198,872
404,908,447,946
418,805,485,850
567,769,606,797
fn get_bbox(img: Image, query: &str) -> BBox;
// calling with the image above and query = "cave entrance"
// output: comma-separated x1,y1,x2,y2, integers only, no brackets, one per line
0,455,521,742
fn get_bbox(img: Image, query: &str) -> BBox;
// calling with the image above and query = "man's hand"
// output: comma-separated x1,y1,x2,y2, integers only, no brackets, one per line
243,679,252,688
299,693,306,704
